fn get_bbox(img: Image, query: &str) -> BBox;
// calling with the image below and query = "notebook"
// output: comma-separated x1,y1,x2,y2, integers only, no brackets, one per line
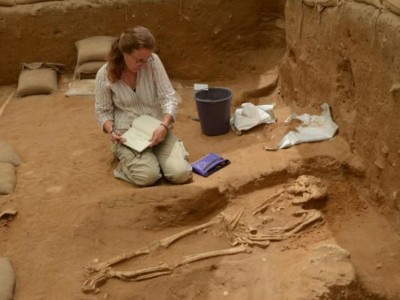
122,115,161,152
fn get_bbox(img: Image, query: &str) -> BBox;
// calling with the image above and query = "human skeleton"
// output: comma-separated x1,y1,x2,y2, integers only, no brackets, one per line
82,175,327,294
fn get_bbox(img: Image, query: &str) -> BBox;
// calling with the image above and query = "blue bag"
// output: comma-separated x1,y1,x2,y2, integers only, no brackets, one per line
191,152,230,177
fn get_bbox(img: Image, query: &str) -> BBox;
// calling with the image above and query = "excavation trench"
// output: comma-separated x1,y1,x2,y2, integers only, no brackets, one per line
0,0,399,299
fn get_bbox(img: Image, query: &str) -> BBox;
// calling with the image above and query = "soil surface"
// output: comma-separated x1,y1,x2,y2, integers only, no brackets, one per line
0,1,400,300
1,72,400,299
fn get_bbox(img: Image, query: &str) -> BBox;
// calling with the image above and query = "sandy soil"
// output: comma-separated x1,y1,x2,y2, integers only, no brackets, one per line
0,70,400,299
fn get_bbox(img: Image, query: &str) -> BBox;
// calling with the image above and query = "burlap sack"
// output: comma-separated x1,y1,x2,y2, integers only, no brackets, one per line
16,68,58,97
383,0,400,14
0,163,16,195
0,0,15,6
0,141,21,167
0,257,15,300
303,0,339,7
75,36,116,65
16,62,64,97
354,0,382,8
75,61,106,78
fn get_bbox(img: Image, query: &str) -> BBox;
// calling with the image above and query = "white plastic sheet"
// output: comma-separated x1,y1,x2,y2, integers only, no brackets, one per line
65,79,96,97
265,103,338,150
230,102,276,135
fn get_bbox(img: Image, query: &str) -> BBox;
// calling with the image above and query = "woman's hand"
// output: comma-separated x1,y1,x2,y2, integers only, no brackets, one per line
109,128,126,144
149,124,168,147
104,121,125,144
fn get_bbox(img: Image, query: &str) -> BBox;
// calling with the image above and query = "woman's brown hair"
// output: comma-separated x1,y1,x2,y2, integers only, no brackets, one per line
107,26,156,83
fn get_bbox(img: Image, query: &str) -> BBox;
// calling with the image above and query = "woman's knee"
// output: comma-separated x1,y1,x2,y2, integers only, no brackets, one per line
125,164,162,187
163,164,192,184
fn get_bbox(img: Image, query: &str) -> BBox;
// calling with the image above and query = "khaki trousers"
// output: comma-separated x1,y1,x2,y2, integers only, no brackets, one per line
112,131,192,186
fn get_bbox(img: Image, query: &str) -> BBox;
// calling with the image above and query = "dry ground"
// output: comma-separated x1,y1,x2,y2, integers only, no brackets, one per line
0,0,400,299
1,70,400,299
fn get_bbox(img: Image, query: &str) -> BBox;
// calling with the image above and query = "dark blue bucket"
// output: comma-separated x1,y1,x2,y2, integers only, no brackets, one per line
194,87,232,136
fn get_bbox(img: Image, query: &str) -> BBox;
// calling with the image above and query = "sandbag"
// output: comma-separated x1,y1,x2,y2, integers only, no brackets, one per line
0,141,21,167
354,0,382,8
303,0,339,7
0,163,16,195
16,63,64,97
383,0,400,14
17,68,58,97
0,257,15,300
75,61,105,78
74,36,116,65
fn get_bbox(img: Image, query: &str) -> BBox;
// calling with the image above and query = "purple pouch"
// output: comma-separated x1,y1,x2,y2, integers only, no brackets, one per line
191,152,230,177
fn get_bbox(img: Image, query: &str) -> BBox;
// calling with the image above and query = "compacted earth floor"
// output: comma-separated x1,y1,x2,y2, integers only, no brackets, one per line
0,72,400,299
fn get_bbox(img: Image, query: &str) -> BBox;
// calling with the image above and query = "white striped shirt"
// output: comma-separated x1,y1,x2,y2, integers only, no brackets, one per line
95,53,178,133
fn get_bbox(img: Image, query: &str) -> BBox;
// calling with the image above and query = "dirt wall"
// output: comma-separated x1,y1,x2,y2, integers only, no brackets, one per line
280,1,400,224
0,0,286,85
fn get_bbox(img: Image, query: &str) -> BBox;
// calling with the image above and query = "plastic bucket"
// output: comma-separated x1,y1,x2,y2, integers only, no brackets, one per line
194,87,232,136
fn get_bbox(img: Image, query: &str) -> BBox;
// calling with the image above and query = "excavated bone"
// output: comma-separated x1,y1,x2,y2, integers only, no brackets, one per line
82,204,323,295
247,225,258,235
111,264,173,281
88,247,150,272
83,264,173,293
252,192,283,215
175,245,250,267
287,175,327,204
235,234,270,249
228,209,243,230
159,218,221,248
249,210,323,241
82,268,110,294
289,210,322,234
83,246,249,293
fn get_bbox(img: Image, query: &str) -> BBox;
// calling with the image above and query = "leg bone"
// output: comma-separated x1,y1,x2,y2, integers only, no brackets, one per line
110,263,173,281
175,245,250,268
88,247,150,272
159,218,220,248
252,192,284,215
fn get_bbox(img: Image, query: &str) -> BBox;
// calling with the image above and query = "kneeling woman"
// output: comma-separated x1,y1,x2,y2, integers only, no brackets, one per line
95,26,192,186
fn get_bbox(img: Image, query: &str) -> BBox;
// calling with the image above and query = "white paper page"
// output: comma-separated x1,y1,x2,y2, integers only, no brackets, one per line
122,128,152,152
121,115,162,152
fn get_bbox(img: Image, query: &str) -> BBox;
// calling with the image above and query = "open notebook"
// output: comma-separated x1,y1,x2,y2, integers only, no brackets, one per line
122,115,161,153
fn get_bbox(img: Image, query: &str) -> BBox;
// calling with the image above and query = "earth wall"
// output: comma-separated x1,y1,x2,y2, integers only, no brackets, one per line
0,0,285,85
280,0,400,224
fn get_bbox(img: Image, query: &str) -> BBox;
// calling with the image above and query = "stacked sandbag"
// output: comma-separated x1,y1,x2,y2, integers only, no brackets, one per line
74,36,116,79
0,141,21,195
16,62,65,97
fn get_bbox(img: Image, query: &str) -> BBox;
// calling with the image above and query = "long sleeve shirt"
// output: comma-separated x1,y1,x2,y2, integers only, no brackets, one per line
95,53,178,133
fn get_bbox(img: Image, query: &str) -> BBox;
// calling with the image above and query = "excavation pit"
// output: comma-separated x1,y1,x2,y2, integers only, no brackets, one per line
0,1,399,299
